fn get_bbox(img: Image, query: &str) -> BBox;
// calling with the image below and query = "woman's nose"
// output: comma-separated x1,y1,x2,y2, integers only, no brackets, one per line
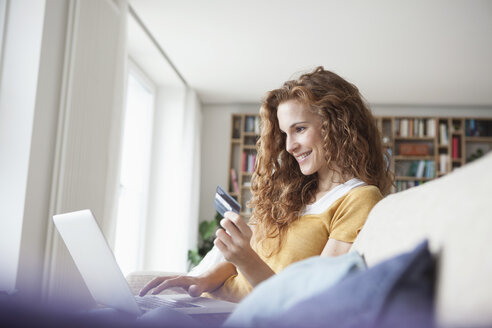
286,135,298,154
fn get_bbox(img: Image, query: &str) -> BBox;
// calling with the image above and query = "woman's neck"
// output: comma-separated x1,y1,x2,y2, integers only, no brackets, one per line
315,167,352,201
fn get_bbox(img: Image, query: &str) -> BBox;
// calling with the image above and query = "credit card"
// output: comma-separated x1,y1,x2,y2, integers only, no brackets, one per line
214,185,241,217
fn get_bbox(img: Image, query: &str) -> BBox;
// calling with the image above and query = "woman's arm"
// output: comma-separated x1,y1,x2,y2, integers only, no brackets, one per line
139,261,237,297
215,212,276,287
320,238,352,257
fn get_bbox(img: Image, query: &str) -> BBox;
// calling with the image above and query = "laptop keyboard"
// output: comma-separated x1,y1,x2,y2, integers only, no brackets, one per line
135,295,200,311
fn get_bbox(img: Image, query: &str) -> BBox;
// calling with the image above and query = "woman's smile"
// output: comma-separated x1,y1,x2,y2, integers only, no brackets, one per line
295,151,312,163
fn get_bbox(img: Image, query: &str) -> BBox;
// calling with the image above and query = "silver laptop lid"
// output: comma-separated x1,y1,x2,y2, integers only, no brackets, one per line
53,209,142,316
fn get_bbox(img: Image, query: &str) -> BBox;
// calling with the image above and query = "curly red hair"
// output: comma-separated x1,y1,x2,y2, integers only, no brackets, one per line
249,67,393,255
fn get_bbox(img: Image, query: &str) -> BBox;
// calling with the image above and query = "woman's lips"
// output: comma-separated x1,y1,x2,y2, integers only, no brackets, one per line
296,151,312,163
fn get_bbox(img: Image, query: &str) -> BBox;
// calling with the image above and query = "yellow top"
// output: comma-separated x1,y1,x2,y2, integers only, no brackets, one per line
208,185,383,303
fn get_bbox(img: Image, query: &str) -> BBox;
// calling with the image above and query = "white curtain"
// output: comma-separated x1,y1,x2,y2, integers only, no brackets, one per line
42,0,128,307
0,0,46,294
143,88,202,273
182,90,202,258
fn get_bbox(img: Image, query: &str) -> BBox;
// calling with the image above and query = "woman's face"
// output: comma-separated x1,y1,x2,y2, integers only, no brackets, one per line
277,100,329,176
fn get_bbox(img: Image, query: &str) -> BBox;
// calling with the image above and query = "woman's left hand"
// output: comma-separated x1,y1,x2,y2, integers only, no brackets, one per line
215,211,276,287
214,211,255,267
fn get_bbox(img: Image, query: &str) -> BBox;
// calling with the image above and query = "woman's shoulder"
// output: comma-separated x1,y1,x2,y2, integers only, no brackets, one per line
301,183,381,217
345,185,383,202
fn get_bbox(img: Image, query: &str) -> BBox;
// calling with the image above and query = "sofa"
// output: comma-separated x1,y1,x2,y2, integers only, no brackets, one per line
126,152,492,328
352,151,492,327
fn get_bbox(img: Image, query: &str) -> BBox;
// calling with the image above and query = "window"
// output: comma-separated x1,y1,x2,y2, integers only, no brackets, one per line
0,0,7,67
114,63,155,276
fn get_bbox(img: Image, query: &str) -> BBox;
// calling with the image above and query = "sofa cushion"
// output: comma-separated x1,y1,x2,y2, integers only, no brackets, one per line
224,251,365,328
262,240,435,328
351,152,492,327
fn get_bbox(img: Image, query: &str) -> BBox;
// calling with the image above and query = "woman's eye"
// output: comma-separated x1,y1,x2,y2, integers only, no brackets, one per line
296,127,305,133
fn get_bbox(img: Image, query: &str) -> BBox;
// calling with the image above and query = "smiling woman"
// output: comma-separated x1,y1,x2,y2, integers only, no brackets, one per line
249,67,393,257
139,66,393,303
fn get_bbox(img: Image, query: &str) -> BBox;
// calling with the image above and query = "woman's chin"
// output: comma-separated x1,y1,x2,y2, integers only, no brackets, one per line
299,166,315,176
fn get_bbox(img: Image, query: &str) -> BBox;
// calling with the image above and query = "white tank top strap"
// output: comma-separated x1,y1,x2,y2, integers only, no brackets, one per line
301,178,367,216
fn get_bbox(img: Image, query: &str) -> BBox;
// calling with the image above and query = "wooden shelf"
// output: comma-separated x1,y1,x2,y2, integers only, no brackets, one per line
393,155,435,161
395,176,434,181
394,136,435,141
465,137,492,142
243,132,260,137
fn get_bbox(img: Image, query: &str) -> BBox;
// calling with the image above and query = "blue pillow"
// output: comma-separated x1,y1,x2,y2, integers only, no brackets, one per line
263,240,435,328
224,251,366,328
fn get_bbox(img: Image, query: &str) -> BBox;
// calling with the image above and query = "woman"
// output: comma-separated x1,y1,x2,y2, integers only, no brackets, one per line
140,66,393,303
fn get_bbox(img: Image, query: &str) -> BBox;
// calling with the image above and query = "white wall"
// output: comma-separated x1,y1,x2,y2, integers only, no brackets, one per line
199,103,260,225
0,0,46,294
198,103,492,225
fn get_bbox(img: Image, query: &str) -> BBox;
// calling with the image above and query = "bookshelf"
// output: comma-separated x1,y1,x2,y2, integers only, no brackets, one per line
378,117,492,192
228,114,492,209
228,114,260,217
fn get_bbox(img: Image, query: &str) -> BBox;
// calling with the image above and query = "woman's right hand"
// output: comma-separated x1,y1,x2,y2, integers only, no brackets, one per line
139,261,237,297
139,275,210,297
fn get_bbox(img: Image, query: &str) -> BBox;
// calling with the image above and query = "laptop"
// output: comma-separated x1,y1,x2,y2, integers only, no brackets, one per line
52,209,237,317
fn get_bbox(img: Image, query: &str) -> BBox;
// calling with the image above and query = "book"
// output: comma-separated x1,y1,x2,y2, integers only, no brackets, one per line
426,119,435,137
230,168,239,193
452,137,459,159
232,117,241,138
254,117,261,134
467,119,477,136
407,160,418,176
415,160,425,178
399,143,429,156
439,123,448,145
418,119,425,137
424,161,435,178
245,116,256,132
439,154,447,174
241,152,247,172
246,153,257,172
400,119,409,137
